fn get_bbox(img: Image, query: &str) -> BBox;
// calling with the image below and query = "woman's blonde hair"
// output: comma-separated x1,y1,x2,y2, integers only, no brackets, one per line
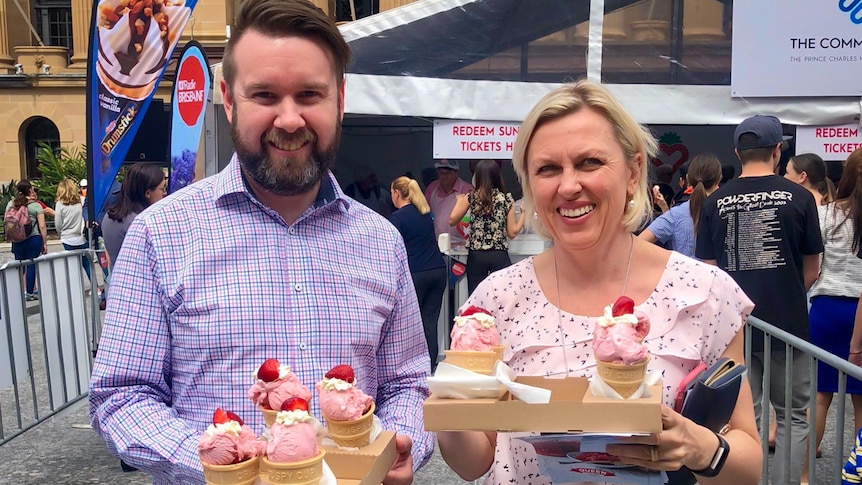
56,178,81,205
512,80,658,237
391,176,430,215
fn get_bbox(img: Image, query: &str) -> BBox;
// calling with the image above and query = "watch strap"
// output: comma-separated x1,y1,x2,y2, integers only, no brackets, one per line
690,431,730,478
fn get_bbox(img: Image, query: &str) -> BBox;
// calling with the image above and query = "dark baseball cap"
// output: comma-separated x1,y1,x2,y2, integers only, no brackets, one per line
734,115,786,150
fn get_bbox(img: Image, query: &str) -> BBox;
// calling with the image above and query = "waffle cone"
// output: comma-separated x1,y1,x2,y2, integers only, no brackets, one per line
201,456,260,485
260,450,325,485
443,345,504,375
324,402,375,447
595,356,650,399
260,405,279,428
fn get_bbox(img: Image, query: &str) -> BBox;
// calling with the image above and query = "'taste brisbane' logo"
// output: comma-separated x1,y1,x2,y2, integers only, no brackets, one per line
839,0,862,24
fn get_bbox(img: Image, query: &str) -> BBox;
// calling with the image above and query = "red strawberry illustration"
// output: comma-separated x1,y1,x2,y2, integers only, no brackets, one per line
225,411,244,426
460,305,492,317
281,397,309,412
325,364,355,383
257,358,280,382
655,132,690,172
611,296,635,317
213,408,229,425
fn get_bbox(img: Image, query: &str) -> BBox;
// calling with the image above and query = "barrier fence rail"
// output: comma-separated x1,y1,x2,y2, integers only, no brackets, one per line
746,315,862,485
0,249,102,446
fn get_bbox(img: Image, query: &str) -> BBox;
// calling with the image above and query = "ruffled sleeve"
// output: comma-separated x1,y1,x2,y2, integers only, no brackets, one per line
644,254,754,367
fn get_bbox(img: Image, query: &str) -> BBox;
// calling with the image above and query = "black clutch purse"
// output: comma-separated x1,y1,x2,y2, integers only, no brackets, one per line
667,357,745,485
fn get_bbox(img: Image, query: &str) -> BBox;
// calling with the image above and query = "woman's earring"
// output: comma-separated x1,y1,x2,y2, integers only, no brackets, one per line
628,199,636,208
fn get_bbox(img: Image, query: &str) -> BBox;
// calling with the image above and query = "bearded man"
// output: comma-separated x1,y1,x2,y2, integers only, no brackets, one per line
88,1,432,484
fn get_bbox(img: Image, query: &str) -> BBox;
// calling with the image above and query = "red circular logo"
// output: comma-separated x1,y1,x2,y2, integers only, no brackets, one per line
176,56,206,126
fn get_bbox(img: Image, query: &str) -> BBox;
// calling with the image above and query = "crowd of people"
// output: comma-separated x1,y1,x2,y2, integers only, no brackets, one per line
0,1,850,484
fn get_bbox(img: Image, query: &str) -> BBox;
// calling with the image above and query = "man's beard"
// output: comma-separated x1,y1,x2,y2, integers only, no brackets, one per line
231,109,341,196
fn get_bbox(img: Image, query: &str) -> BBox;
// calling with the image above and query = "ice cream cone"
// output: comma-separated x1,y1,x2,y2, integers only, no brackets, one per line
260,406,278,428
201,456,260,485
324,402,376,448
260,450,325,485
443,345,504,375
595,356,650,399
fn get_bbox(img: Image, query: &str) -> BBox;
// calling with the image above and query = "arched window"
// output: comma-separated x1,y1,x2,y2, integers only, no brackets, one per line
22,117,60,179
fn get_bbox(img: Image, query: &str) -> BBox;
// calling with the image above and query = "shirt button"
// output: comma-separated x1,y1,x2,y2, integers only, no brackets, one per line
295,284,302,292
289,227,296,235
299,343,307,351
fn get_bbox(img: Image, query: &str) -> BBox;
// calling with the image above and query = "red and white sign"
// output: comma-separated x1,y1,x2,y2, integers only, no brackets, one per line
796,124,862,160
433,120,521,159
175,55,206,127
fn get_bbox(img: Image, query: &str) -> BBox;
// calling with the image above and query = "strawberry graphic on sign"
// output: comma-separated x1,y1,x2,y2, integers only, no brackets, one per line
655,132,690,172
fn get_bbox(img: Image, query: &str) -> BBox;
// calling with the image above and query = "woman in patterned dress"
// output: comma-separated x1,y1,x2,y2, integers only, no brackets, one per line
436,80,762,485
449,159,526,295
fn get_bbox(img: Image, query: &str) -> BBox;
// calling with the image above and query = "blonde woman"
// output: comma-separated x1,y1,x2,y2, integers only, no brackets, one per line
54,179,90,276
390,176,447,370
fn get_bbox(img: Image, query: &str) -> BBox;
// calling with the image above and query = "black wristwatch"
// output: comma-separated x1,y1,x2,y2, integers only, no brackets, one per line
690,431,730,477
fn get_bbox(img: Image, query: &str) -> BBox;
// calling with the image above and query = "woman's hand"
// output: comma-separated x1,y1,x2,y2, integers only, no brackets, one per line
652,186,669,213
607,405,718,472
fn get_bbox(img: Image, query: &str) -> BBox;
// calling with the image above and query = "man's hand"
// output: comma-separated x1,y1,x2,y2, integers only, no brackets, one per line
383,434,414,485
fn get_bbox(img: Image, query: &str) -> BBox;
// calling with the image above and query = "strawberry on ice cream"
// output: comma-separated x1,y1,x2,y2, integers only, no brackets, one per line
199,408,265,466
315,365,373,421
248,358,312,411
592,296,651,365
266,397,320,463
450,305,500,351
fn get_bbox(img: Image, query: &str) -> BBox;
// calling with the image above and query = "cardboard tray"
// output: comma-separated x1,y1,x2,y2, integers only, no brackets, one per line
423,376,662,434
325,430,397,485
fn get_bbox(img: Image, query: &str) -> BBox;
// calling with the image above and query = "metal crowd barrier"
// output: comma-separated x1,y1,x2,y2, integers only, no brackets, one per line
746,315,862,485
0,249,103,446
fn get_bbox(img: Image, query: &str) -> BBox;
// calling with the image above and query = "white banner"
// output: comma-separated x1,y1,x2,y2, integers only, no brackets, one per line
796,124,862,160
433,119,521,159
732,1,862,97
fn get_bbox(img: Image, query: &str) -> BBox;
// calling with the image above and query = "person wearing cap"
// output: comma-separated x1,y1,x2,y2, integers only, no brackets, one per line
696,114,823,485
424,159,473,247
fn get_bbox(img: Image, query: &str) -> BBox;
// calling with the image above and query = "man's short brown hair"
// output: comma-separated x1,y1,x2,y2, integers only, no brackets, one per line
222,0,351,92
736,134,777,164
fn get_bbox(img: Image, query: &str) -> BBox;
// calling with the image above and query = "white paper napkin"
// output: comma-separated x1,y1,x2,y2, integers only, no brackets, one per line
427,361,552,403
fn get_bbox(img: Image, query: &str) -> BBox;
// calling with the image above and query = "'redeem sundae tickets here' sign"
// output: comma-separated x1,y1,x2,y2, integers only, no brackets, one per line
169,41,211,193
86,0,199,220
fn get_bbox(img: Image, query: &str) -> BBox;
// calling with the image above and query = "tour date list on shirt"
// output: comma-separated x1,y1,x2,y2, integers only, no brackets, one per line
716,190,793,272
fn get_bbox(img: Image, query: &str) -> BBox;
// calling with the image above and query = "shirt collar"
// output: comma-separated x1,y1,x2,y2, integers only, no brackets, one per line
214,154,350,214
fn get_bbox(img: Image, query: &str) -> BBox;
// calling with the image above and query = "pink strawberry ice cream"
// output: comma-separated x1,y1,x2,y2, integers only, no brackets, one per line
592,301,650,365
266,409,320,463
450,306,500,351
199,419,265,466
316,378,373,421
248,364,312,411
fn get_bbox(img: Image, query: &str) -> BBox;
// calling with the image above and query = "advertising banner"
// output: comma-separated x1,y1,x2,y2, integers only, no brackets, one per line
85,0,199,221
796,124,862,161
732,1,862,97
433,119,521,159
169,41,211,193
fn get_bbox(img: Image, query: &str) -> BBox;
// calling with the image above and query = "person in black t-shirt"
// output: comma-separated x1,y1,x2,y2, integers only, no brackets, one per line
696,115,823,485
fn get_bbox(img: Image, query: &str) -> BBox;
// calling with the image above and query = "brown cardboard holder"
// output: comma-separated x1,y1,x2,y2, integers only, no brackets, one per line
595,356,650,399
324,402,375,447
201,456,260,485
325,430,397,485
260,451,325,485
423,376,663,434
442,346,504,375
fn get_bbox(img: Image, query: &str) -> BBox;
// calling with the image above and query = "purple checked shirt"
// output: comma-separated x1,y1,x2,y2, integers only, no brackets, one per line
89,157,433,484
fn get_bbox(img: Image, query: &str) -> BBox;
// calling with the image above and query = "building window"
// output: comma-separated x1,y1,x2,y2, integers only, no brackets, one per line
23,117,60,179
335,0,378,22
34,0,73,50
